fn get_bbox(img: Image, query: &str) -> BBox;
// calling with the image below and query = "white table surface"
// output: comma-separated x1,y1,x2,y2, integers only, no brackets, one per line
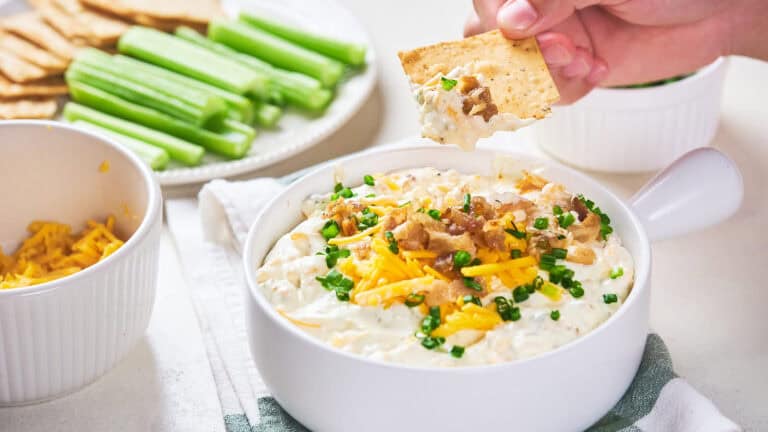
2,1,767,431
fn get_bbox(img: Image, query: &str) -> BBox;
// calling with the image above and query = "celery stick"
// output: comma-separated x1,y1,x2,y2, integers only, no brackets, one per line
175,27,333,112
75,48,227,127
111,54,255,124
118,26,269,97
239,13,366,66
66,62,219,127
63,103,204,166
72,120,170,170
68,81,253,159
253,102,281,128
208,20,344,88
226,109,243,122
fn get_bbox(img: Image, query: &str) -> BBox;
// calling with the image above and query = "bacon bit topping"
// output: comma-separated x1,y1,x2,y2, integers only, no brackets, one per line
516,170,549,194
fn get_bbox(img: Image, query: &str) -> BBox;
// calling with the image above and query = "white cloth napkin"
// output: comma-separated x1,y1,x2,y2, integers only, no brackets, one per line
166,143,741,432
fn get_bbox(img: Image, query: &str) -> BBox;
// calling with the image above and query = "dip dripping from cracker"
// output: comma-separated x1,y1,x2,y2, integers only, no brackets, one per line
398,30,559,149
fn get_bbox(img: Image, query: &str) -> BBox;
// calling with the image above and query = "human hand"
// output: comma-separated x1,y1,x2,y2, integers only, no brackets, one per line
466,0,767,103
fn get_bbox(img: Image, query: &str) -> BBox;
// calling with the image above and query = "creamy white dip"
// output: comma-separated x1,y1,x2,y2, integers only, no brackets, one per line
413,65,534,150
256,168,634,367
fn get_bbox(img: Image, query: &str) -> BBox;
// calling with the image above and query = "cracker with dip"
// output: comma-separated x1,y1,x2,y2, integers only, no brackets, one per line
398,30,559,149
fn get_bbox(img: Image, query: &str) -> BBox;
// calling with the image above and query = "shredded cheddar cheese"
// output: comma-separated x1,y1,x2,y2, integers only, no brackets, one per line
460,256,537,277
384,178,400,191
354,275,435,306
328,224,381,246
422,264,450,281
0,216,124,290
431,303,502,338
98,160,110,173
277,308,320,328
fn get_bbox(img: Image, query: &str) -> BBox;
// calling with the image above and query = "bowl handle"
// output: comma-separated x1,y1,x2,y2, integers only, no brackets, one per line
628,148,743,242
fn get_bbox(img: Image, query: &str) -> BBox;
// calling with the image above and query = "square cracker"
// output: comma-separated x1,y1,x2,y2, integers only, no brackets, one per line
36,0,129,46
80,0,223,25
0,75,68,97
0,97,58,119
131,14,209,33
0,32,68,72
1,12,77,61
398,30,559,120
0,51,52,82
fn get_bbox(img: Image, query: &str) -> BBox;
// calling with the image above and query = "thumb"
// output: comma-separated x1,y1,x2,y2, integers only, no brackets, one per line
496,0,601,39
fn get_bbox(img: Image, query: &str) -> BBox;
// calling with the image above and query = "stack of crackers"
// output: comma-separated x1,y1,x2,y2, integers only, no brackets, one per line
0,0,222,120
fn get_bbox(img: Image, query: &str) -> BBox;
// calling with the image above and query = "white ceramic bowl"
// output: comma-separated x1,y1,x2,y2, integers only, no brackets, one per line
243,144,742,431
0,121,162,405
532,58,729,173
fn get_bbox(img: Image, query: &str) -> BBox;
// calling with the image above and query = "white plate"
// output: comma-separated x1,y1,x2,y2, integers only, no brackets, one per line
155,0,377,185
1,0,376,186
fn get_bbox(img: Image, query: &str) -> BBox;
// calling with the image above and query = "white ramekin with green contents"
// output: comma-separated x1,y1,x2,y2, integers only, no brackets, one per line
532,58,728,173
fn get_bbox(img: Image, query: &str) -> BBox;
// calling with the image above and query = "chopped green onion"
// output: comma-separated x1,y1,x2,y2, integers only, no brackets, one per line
385,231,399,254
427,209,442,220
569,281,584,298
421,312,440,334
510,249,522,259
505,224,526,239
513,286,529,303
320,245,350,268
334,182,343,193
462,193,471,213
453,250,472,268
550,310,560,321
539,253,556,271
421,336,446,350
339,187,354,198
365,193,376,198
450,345,465,358
558,212,575,229
363,174,375,186
534,217,549,230
470,258,481,266
315,269,354,301
463,295,482,306
603,293,618,304
398,201,411,208
321,220,340,240
610,267,624,279
405,293,425,307
463,277,483,291
358,208,378,230
553,205,563,215
551,248,568,259
494,296,517,321
429,306,441,320
441,76,457,91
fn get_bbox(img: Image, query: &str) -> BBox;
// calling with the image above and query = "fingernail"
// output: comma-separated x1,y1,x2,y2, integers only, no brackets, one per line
562,57,590,78
541,43,572,66
498,0,538,32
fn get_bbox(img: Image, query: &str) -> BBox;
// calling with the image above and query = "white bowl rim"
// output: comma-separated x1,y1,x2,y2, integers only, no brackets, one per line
588,56,726,97
243,144,652,372
0,120,162,298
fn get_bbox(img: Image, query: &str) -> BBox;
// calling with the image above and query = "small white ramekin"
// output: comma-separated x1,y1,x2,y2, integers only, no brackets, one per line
532,58,729,173
0,121,162,406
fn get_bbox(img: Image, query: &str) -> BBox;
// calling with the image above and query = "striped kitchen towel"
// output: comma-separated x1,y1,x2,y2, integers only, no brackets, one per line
165,176,740,432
